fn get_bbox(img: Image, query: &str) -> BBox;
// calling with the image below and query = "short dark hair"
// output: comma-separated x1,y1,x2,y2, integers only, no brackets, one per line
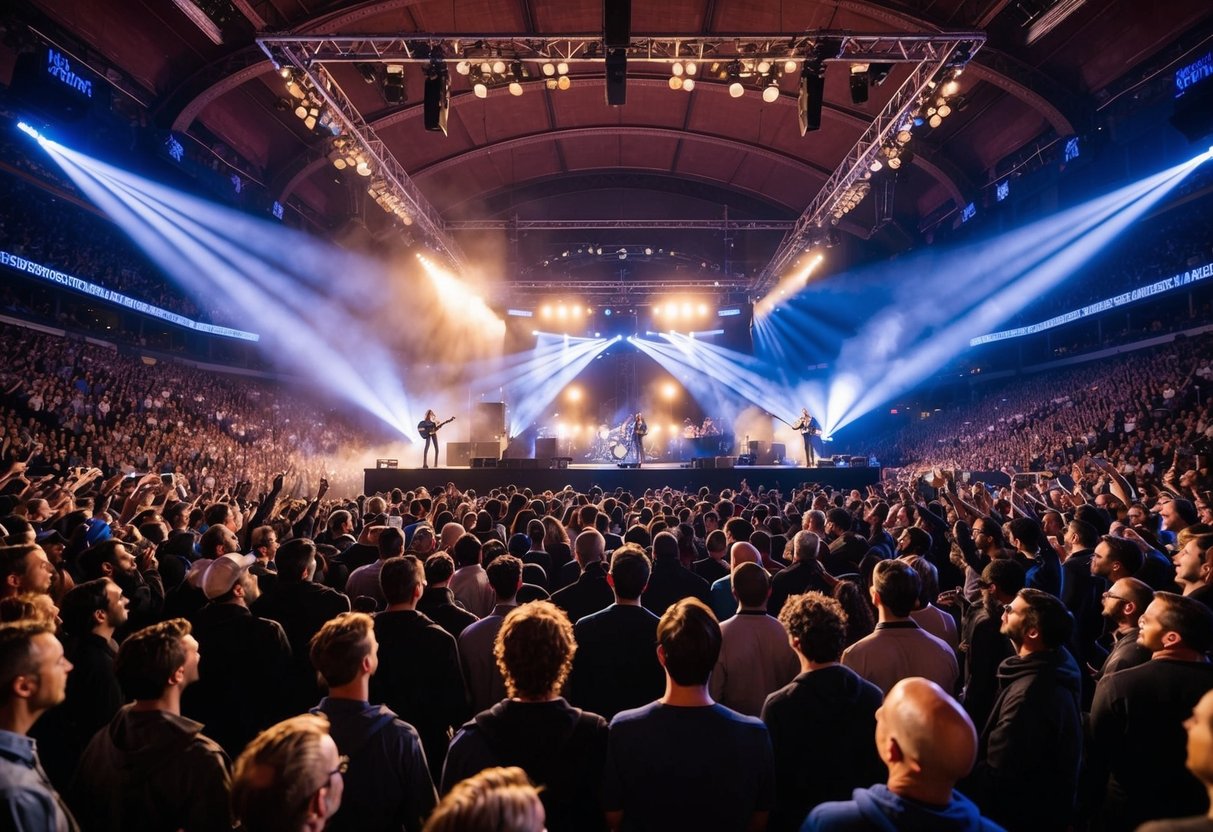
495,601,576,699
982,558,1025,596
1153,592,1213,653
779,592,847,663
1068,519,1099,549
0,544,40,585
59,578,112,638
380,556,424,606
378,526,405,558
732,562,770,608
309,612,374,687
724,517,753,543
1017,588,1073,649
705,530,727,554
657,598,721,686
826,508,852,532
1008,517,1044,553
424,552,455,584
117,619,192,701
486,554,523,599
275,538,316,582
873,559,921,617
1099,535,1144,575
900,527,932,556
452,534,483,568
609,544,651,601
651,531,679,561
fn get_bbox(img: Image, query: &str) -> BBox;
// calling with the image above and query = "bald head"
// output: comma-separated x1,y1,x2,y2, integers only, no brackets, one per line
878,678,977,788
440,523,466,552
729,542,760,571
574,529,606,566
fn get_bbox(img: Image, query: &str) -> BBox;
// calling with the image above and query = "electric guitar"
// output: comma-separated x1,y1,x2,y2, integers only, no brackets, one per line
418,416,456,439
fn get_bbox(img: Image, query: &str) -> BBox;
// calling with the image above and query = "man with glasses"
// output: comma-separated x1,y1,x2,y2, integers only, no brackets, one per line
1097,577,1153,678
965,588,1082,832
231,713,346,832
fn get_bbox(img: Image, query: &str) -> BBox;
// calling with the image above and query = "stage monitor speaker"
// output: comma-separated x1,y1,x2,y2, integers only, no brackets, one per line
815,459,835,468
375,458,398,469
772,443,786,463
472,403,506,442
472,441,503,460
851,456,869,467
535,438,572,460
603,0,631,48
715,456,736,469
446,443,472,467
470,457,498,468
696,457,716,469
747,440,776,465
501,458,542,470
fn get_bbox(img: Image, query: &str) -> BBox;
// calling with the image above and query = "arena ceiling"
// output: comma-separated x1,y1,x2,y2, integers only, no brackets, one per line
13,0,1213,295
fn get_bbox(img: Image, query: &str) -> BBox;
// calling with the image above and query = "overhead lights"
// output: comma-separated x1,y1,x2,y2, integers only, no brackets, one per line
383,64,406,105
762,77,780,103
728,60,744,97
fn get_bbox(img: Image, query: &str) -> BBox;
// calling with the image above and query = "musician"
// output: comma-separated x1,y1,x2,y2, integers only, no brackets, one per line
419,409,440,468
791,408,821,467
632,412,648,466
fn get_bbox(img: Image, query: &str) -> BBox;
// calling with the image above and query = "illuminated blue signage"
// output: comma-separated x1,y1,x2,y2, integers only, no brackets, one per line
0,250,260,342
272,201,284,220
1064,137,1080,163
961,202,976,223
1176,51,1213,99
166,134,185,162
970,259,1213,346
996,180,1010,202
46,48,93,99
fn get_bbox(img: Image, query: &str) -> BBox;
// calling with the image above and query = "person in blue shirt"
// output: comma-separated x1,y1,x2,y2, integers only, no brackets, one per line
804,676,1004,832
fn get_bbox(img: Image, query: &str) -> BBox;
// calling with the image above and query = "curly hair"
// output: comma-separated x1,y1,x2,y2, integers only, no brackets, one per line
494,601,576,699
778,591,848,663
423,766,544,832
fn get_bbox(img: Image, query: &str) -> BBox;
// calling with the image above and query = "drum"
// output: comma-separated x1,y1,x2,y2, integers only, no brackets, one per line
612,442,629,460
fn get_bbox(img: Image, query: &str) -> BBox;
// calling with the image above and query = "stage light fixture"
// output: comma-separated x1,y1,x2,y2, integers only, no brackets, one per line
558,75,572,91
540,305,552,318
683,78,695,92
383,64,406,104
672,62,684,77
473,81,488,98
557,62,569,75
355,62,378,84
869,63,894,86
423,55,450,135
542,62,555,76
606,47,627,105
492,60,506,75
685,61,697,75
455,61,471,75
762,78,780,103
728,60,744,98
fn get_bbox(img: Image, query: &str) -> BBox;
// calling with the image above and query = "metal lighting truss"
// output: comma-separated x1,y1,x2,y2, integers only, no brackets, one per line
445,219,795,231
256,30,985,280
257,32,983,67
257,41,467,271
754,36,984,293
502,277,753,299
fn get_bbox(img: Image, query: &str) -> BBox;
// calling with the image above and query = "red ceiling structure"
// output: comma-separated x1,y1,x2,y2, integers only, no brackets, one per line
13,0,1213,298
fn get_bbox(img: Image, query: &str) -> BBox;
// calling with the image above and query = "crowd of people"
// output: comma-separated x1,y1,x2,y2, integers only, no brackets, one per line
2,421,1213,830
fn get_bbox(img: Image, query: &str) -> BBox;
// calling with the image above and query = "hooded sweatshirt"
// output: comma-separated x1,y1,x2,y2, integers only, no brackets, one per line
442,698,609,832
67,705,231,832
966,648,1083,832
311,697,437,832
804,784,1005,831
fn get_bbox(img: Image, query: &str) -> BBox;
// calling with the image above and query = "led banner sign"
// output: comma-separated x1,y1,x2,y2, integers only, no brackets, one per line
46,48,94,99
970,259,1213,346
1175,51,1213,99
0,250,260,342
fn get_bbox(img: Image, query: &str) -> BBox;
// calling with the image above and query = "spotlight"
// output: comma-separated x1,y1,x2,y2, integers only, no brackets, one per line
492,60,506,74
728,60,744,98
669,75,683,90
543,62,555,76
729,81,744,98
509,81,523,96
762,79,780,103
929,113,942,128
556,62,569,76
473,81,488,98
869,63,894,86
455,61,471,75
698,303,708,315
558,75,572,91
672,62,684,77
355,62,378,84
383,64,406,105
541,305,552,318
644,247,652,255
685,61,697,75
567,386,582,402
683,78,695,92
784,59,797,74
662,382,678,400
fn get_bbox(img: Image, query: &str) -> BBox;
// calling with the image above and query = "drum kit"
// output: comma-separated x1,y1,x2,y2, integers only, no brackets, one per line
587,420,634,462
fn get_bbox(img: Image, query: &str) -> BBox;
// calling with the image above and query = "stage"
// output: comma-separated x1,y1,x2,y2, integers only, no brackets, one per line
364,462,880,495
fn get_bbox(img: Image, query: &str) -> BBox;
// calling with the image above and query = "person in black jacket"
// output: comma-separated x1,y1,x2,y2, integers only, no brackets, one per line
966,588,1082,832
310,611,437,832
182,552,293,758
371,555,468,782
416,552,478,639
252,538,350,713
641,531,710,617
550,529,614,624
567,544,664,720
1089,592,1213,831
762,591,884,832
442,600,608,832
955,558,1023,733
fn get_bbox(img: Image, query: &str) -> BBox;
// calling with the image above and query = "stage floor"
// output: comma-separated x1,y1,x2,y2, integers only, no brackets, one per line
364,462,880,495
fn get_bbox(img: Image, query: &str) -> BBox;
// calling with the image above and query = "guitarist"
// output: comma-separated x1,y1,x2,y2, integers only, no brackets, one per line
631,412,648,466
418,409,452,468
790,408,821,467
